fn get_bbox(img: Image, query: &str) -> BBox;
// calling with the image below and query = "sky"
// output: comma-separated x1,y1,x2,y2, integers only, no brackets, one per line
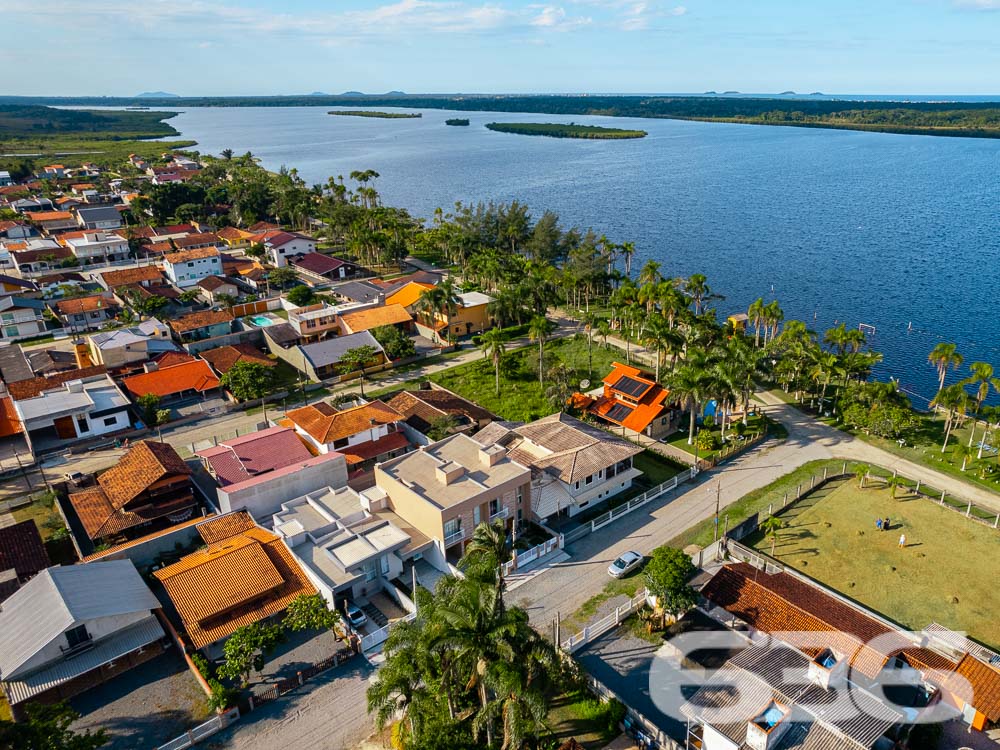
2,0,998,96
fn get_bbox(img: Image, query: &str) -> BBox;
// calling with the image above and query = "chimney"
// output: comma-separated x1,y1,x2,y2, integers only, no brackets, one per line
436,461,465,486
479,444,505,468
73,339,92,368
143,361,159,373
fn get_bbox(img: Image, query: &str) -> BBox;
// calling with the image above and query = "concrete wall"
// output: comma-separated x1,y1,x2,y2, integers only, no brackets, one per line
219,454,350,519
183,327,264,355
84,520,206,568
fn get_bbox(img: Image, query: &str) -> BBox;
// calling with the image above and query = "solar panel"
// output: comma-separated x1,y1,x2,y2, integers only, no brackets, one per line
606,403,634,423
613,375,650,398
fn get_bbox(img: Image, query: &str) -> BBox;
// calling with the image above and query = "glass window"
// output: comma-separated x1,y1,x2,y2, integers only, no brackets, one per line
489,498,500,517
76,415,89,433
364,561,377,582
585,474,594,485
473,506,480,525
4,326,17,338
444,518,461,537
103,416,118,427
65,624,90,648
380,556,390,575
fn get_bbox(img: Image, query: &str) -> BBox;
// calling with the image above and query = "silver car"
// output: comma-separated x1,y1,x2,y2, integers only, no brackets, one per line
608,550,644,579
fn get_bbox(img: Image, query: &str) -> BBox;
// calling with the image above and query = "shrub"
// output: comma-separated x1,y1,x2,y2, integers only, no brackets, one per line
191,653,213,680
206,678,239,712
696,428,717,452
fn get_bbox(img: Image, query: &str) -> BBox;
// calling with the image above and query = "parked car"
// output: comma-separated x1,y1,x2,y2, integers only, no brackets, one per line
345,603,368,629
63,471,86,486
608,550,644,579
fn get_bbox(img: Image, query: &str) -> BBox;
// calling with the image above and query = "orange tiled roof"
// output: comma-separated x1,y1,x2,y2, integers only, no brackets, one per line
55,295,113,315
0,397,22,438
123,359,220,399
286,400,403,445
101,265,163,288
168,309,234,335
941,654,1000,722
154,512,315,649
196,512,259,544
385,282,434,309
81,513,214,562
216,227,254,242
587,361,670,433
339,303,412,334
25,211,73,222
164,246,220,265
200,344,275,375
96,440,192,509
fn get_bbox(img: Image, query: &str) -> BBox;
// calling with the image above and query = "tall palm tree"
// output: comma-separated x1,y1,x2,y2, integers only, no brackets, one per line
760,515,783,556
809,350,840,407
962,361,1000,414
528,316,556,388
619,241,636,278
747,297,766,347
684,273,717,315
637,259,663,288
930,383,968,453
670,351,715,446
480,328,507,396
763,300,784,346
460,520,510,611
928,342,963,392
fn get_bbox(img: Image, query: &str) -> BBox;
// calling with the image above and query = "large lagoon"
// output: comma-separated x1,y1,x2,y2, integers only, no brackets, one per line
164,105,1000,404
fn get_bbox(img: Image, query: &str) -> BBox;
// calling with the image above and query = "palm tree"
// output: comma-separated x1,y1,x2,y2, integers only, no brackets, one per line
641,315,678,382
528,316,556,388
886,475,901,500
637,259,662,288
962,361,1000,415
479,641,554,750
367,616,433,734
855,463,869,489
597,320,611,350
760,515,783,556
956,443,976,472
480,328,507,396
928,342,963,392
460,520,510,611
763,300,784,346
930,383,968,453
684,273,717,315
747,297,766,347
809,351,840,407
619,241,636,278
671,352,715,446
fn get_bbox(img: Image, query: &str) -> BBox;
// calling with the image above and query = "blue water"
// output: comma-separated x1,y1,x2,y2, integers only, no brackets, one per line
250,315,276,327
158,106,1000,405
761,706,785,727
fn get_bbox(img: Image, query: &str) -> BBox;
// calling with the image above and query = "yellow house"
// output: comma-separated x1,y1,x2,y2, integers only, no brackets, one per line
413,291,493,342
385,281,434,311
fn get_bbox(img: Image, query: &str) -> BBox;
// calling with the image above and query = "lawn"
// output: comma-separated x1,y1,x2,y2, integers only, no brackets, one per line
426,336,628,422
632,450,684,485
744,477,1000,649
12,492,65,541
0,137,197,172
666,414,773,461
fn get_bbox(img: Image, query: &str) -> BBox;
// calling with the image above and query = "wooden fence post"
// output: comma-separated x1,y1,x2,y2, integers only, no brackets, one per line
842,461,847,475
797,484,802,499
823,467,828,480
768,503,773,516
941,491,946,505
783,492,788,507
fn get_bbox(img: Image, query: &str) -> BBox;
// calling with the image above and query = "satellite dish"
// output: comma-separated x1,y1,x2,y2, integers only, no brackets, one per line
580,379,591,390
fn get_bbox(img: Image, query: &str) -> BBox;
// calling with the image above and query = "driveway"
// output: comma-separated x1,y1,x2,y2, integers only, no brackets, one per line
208,658,375,750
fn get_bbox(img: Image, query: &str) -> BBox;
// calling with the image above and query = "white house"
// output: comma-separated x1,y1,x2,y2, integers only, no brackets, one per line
62,231,130,264
0,560,166,721
250,230,317,268
163,247,223,287
0,296,47,342
0,171,12,187
474,412,643,521
88,319,174,368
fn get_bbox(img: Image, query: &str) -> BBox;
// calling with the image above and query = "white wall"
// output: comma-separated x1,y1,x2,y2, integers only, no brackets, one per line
77,409,131,438
267,238,316,268
165,255,223,287
218,454,349,519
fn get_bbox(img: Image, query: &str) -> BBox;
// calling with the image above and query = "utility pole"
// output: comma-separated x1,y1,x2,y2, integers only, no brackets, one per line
713,482,721,542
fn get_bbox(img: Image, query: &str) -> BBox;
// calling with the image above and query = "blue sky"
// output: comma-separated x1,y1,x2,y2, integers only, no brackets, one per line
2,0,998,96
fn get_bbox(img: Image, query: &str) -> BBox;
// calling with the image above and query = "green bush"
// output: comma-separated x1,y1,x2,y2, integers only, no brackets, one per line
191,653,213,680
206,678,239,712
696,428,717,452
573,695,627,737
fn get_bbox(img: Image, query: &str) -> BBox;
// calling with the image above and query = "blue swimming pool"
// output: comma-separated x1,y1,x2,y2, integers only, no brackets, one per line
251,315,275,327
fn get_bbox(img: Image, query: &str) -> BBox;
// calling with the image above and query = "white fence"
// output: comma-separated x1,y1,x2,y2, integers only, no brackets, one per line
501,534,564,576
562,588,649,653
360,611,416,653
156,707,240,750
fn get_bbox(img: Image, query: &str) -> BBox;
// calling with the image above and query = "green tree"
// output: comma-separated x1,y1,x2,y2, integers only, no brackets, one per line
283,593,341,632
285,284,316,307
928,342,963,392
269,266,299,290
527,315,556,388
136,392,161,426
671,351,715,446
760,515,784,556
215,292,237,309
339,344,379,396
479,328,507,397
220,361,276,402
643,546,697,629
962,361,1000,415
930,383,968,453
427,414,459,440
216,621,285,687
0,701,107,750
459,520,511,611
371,324,416,360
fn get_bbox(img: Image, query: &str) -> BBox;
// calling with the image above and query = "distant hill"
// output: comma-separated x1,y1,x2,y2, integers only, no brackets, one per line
135,91,179,98
385,91,406,96
341,91,365,96
779,91,796,95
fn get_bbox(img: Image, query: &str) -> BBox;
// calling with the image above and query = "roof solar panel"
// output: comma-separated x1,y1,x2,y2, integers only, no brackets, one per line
606,403,634,423
613,375,650,398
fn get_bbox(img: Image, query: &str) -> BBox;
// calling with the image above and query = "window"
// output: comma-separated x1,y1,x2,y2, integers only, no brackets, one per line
380,556,390,576
76,415,89,434
333,437,349,450
517,486,523,505
1,313,13,323
488,498,500,517
444,518,461,538
585,474,594,486
473,506,480,525
363,561,377,582
65,624,90,648
103,416,118,427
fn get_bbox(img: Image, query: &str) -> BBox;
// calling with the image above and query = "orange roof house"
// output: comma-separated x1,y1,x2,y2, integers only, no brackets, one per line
200,344,276,376
100,265,164,289
154,511,315,651
283,400,410,470
338,303,412,335
385,281,434,310
122,358,220,400
581,362,673,438
68,440,195,544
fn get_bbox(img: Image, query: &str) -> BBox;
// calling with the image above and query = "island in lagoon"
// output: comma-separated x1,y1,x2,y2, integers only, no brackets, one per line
445,118,470,126
485,122,647,139
327,110,421,119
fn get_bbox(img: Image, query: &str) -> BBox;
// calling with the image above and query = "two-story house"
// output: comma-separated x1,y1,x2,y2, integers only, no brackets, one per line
68,440,196,548
412,290,494,342
474,412,643,521
0,560,167,721
163,247,223,287
283,399,411,476
87,319,174,368
62,230,129,264
9,241,74,273
371,433,530,566
75,206,122,231
0,297,47,342
250,230,316,268
290,252,360,281
25,210,77,235
575,361,675,439
53,294,117,332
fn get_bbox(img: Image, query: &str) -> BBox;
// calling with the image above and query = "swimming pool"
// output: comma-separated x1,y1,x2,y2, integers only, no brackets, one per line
251,315,276,327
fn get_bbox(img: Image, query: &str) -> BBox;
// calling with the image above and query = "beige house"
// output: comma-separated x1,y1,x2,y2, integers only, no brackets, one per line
413,291,493,342
367,433,530,567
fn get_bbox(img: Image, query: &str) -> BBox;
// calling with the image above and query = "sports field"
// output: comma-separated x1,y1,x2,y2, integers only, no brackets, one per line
746,478,1000,649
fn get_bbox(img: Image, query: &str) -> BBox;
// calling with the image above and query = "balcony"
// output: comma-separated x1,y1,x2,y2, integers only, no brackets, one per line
443,527,465,548
489,506,510,521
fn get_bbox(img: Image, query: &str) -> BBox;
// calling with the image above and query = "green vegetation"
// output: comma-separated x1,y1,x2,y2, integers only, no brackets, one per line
632,450,683,485
17,94,1000,138
220,361,277,402
485,122,647,139
744,478,1000,648
445,118,470,126
545,690,626,748
327,110,421,119
0,701,107,750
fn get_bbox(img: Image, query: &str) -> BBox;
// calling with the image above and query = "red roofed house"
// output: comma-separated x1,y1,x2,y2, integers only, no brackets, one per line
283,399,411,478
290,252,359,281
576,362,675,439
248,230,316,268
199,343,275,376
68,440,197,548
0,520,50,603
53,294,117,331
122,357,220,402
195,426,349,517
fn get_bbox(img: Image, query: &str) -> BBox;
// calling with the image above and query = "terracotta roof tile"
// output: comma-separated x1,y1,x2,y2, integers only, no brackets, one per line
155,512,315,649
196,512,259,544
81,514,213,562
123,359,220,399
338,303,411,334
101,265,164,288
286,400,403,445
164,246,220,265
7,366,107,401
0,397,23,438
586,361,670,433
25,211,73,221
200,344,275,375
342,430,410,465
96,440,192,509
55,295,114,315
196,275,233,292
291,252,345,275
941,654,1000,721
168,309,234,335
0,520,49,581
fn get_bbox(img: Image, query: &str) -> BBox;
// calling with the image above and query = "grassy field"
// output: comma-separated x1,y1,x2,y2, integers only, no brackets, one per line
0,136,197,171
744,478,1000,648
426,336,627,422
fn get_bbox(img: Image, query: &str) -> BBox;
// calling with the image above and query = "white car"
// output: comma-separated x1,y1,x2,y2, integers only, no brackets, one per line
608,550,644,579
345,603,368,630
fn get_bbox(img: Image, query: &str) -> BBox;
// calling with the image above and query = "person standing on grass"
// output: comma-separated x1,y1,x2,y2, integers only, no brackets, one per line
898,533,906,548
876,518,883,531
884,517,890,530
